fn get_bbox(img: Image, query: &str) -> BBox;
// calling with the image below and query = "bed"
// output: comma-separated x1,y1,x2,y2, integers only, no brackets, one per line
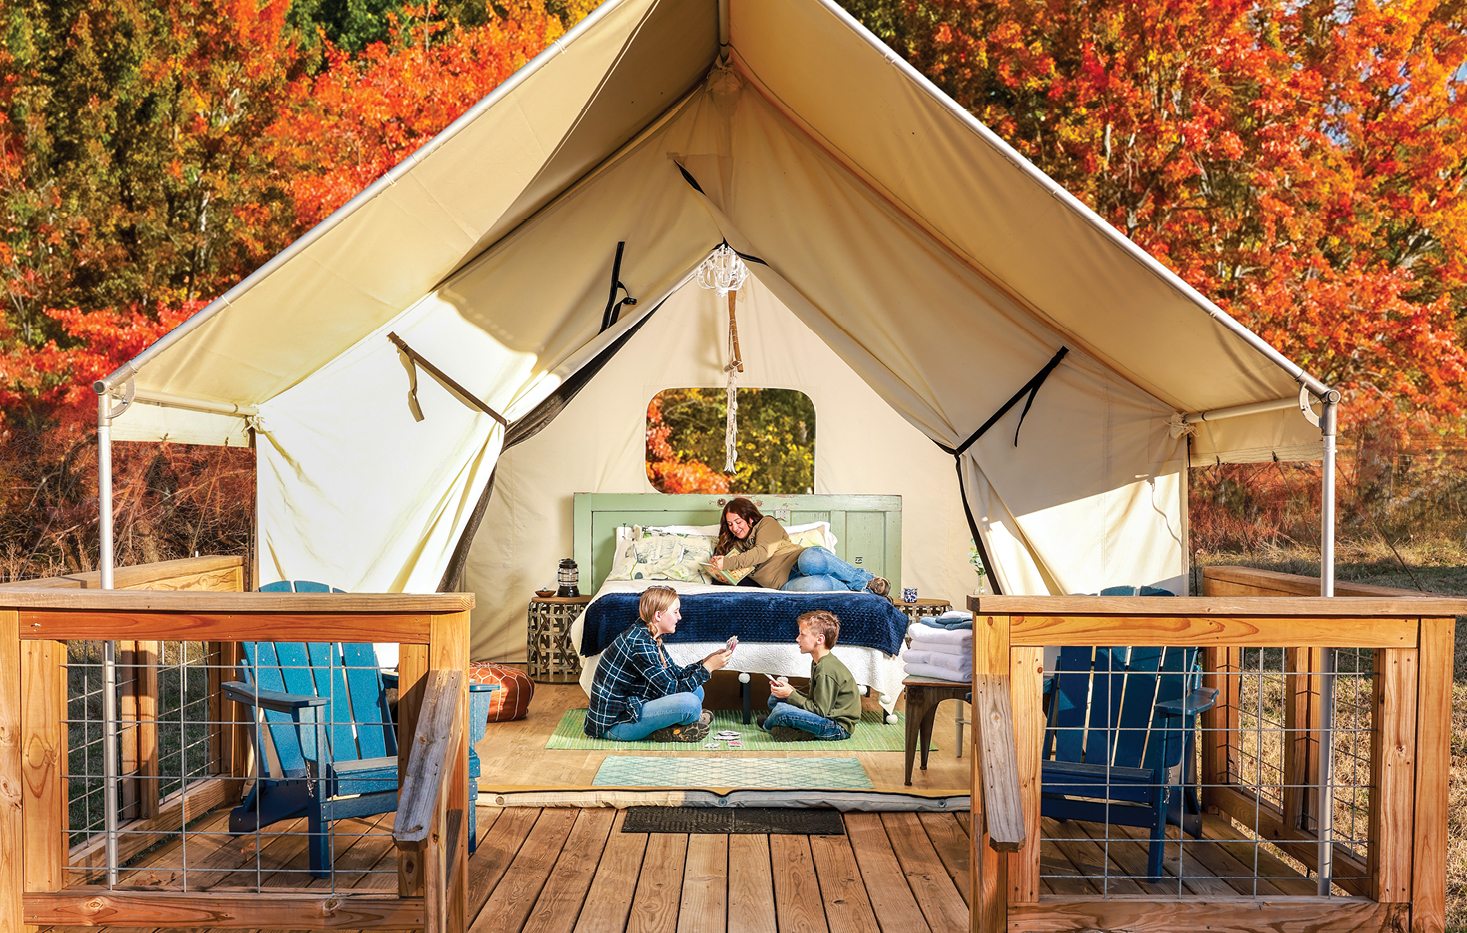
567,493,912,714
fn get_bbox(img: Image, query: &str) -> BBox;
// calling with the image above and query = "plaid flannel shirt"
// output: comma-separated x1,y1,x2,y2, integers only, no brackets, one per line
585,624,710,738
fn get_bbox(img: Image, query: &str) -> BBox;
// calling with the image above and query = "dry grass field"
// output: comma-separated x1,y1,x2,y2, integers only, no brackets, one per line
1199,544,1467,930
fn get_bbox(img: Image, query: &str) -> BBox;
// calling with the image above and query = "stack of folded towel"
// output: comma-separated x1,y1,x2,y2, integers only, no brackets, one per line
918,609,973,630
903,612,973,682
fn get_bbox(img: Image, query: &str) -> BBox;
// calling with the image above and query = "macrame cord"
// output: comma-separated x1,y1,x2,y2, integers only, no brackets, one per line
695,245,748,472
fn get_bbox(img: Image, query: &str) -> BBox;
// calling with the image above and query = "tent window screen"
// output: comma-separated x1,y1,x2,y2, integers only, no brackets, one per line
646,388,815,494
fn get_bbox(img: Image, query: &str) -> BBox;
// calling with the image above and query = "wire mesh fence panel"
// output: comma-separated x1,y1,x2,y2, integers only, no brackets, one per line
61,639,404,893
1035,643,1377,898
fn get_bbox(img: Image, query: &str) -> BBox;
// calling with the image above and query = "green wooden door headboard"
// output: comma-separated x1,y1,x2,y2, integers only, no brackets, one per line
572,493,902,593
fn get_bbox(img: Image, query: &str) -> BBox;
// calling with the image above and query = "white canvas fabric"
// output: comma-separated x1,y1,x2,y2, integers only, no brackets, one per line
100,0,1325,647
466,273,981,659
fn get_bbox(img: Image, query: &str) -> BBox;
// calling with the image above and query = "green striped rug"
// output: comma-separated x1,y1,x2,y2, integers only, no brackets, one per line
546,708,925,752
594,756,873,789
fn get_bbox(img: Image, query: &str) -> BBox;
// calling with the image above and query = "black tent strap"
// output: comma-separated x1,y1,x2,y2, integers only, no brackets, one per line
387,331,508,427
955,460,1002,596
939,346,1070,457
600,241,638,333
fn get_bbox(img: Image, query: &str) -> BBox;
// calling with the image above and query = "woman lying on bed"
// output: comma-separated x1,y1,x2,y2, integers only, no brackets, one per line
584,586,734,743
709,497,890,597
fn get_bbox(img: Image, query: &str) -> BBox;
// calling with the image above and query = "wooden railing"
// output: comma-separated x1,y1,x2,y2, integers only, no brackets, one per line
1198,566,1455,912
0,582,473,932
965,591,1460,933
395,669,469,931
0,557,248,870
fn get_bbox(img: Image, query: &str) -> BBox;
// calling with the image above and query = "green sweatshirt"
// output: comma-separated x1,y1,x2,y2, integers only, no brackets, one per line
718,515,803,589
785,652,861,732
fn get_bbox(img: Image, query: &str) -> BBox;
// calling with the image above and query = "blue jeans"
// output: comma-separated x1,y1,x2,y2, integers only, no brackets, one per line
782,546,875,592
761,696,850,740
606,687,705,741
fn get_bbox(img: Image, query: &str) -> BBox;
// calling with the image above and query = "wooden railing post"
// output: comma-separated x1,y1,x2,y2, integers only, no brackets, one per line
1281,646,1322,832
394,668,468,933
1008,646,1043,906
970,609,1010,933
428,611,469,932
1412,617,1453,933
1200,645,1240,810
20,638,65,899
1,610,25,932
397,639,429,898
1368,645,1417,908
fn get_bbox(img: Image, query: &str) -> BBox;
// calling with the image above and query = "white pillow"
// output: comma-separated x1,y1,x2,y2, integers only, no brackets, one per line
785,520,837,550
606,525,639,580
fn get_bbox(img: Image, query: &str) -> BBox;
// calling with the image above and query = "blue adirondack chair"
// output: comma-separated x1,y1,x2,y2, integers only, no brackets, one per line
1041,644,1217,881
226,581,496,876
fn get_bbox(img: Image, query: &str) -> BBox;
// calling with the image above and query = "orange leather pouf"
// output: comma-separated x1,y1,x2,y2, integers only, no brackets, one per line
468,661,534,722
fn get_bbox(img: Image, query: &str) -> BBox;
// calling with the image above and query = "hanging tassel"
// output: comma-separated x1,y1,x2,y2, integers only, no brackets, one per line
724,290,741,472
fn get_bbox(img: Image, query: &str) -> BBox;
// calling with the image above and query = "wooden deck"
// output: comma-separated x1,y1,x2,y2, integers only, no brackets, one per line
45,804,1322,932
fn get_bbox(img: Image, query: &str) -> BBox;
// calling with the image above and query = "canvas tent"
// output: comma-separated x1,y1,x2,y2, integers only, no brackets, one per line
96,0,1333,658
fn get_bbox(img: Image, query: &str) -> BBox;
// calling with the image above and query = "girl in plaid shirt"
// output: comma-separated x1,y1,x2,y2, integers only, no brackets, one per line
585,586,734,741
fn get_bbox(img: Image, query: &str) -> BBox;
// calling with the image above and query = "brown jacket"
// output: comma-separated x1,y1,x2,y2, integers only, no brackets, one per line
719,516,803,589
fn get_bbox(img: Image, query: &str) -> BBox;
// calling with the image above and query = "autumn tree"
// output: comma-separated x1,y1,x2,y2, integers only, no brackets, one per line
842,0,1467,431
646,388,815,495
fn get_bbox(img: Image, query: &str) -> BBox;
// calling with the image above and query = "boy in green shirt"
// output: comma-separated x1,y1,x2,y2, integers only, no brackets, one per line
760,610,862,741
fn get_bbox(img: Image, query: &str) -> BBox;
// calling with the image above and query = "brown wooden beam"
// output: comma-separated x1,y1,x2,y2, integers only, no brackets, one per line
24,890,424,928
19,610,434,644
1007,896,1404,931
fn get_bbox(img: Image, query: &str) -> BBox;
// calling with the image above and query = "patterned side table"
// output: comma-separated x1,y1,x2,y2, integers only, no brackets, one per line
892,596,952,628
527,595,591,683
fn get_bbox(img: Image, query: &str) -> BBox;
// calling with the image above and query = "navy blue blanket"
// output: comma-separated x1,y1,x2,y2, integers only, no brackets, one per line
580,591,907,657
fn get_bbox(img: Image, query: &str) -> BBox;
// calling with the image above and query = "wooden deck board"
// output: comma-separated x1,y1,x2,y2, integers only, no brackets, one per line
916,811,971,906
467,804,540,920
471,808,578,932
769,834,827,933
573,810,647,933
626,832,687,933
726,834,777,933
676,833,727,933
807,832,879,931
843,811,932,933
880,811,967,931
522,807,617,933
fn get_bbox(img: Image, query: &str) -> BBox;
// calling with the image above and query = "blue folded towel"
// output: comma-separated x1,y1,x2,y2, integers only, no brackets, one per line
918,610,973,630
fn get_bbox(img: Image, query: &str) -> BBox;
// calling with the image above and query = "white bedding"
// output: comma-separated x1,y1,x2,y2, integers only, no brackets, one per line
568,579,911,713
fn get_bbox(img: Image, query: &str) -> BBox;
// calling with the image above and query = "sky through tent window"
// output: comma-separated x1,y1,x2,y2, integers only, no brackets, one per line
646,388,814,494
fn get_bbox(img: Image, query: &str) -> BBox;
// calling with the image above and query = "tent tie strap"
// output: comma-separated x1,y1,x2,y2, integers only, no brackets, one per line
387,331,508,427
942,346,1070,456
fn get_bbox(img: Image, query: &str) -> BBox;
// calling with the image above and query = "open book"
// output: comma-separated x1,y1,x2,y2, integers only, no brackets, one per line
702,563,754,586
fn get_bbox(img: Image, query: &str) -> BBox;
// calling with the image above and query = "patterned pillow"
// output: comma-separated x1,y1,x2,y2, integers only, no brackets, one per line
468,661,534,722
623,529,716,583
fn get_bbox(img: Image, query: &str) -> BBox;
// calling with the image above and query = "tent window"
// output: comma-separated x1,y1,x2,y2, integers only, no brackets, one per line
646,388,815,494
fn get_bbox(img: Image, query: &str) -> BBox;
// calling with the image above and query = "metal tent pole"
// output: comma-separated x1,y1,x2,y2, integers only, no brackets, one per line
97,392,121,886
1316,392,1339,896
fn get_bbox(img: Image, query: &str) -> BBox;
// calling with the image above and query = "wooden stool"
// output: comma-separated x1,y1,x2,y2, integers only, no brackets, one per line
903,676,971,786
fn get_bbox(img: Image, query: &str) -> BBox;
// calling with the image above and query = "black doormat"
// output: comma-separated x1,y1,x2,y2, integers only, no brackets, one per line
621,806,846,835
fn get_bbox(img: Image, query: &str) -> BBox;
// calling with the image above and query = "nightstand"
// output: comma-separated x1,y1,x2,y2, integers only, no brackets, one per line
527,595,591,683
